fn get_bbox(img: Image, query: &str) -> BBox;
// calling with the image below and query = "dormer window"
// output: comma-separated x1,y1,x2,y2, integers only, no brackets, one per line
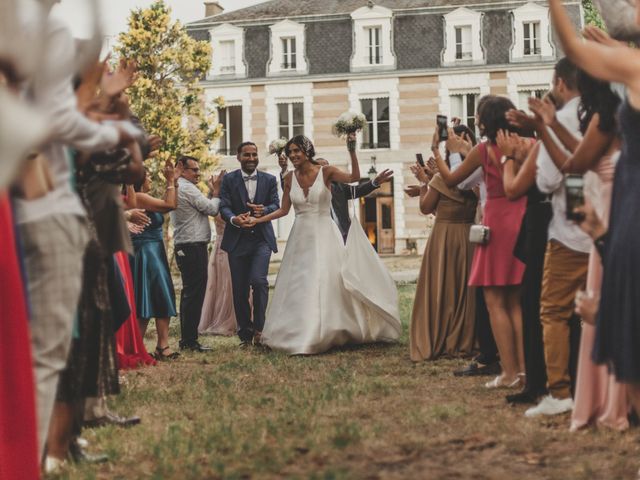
523,21,541,56
443,8,484,65
366,26,382,65
455,26,472,60
209,23,246,78
351,5,396,71
281,37,297,70
268,20,308,75
219,40,236,74
511,3,553,61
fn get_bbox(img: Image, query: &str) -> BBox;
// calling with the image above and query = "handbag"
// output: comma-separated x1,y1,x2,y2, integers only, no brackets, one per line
469,224,490,245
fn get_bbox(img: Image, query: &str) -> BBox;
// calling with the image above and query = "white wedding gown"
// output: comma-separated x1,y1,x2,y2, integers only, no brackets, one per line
262,167,401,355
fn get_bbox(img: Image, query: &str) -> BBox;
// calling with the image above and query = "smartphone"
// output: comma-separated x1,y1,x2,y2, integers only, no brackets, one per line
437,114,449,141
416,153,425,167
565,174,585,221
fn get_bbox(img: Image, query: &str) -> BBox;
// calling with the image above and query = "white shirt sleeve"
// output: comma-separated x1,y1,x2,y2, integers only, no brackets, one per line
183,182,220,216
32,18,120,153
535,142,564,194
450,153,483,191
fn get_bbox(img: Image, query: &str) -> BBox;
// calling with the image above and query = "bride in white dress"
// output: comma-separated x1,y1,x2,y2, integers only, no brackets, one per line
244,135,401,354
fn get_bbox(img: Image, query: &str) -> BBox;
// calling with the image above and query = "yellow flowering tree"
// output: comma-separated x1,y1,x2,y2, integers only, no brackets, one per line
115,1,222,193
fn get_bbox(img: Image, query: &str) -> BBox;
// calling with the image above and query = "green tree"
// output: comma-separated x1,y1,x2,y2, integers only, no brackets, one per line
582,0,605,29
115,0,222,193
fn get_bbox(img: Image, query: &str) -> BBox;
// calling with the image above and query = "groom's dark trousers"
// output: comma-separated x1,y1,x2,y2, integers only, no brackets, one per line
220,169,279,342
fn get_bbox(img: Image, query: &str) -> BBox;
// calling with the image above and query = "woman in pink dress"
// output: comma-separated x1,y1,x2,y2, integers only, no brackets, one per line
198,216,238,336
530,71,629,430
437,96,527,390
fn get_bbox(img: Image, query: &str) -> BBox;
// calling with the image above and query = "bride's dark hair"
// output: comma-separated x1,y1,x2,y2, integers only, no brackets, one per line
285,135,319,165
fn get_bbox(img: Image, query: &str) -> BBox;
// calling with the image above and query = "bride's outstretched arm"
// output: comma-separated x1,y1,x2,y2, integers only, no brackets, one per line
325,132,361,184
251,172,293,225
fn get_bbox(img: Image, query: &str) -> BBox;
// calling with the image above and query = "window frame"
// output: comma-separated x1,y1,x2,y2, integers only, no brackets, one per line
281,36,297,70
217,104,243,156
277,101,305,140
360,96,391,150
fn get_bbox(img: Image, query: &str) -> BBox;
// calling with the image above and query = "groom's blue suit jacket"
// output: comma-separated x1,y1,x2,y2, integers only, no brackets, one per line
219,169,280,253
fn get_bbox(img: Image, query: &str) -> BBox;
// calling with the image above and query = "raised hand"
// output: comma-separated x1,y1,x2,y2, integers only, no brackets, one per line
278,153,288,173
529,97,556,126
346,132,357,153
410,163,430,184
208,170,226,197
505,108,540,131
162,159,175,183
581,25,624,48
148,135,162,154
446,128,472,156
404,185,421,198
101,58,138,99
496,129,518,158
373,169,393,185
425,157,438,178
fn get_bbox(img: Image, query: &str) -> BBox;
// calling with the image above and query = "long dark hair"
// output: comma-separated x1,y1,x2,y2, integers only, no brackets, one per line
285,135,319,165
478,96,518,144
576,70,620,135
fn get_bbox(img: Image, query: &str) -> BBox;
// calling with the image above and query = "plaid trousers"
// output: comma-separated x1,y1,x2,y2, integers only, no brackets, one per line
19,214,89,458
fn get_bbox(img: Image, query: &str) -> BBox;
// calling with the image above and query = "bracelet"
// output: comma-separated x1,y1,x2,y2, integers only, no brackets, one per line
167,186,175,190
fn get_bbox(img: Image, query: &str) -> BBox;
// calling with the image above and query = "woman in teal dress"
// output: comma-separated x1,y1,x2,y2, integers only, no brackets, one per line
130,161,181,359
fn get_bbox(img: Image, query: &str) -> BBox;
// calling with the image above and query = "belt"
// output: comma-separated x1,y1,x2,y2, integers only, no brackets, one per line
175,241,208,248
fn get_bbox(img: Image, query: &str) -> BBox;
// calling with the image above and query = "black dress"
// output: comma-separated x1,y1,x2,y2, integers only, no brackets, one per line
514,186,552,396
593,100,640,383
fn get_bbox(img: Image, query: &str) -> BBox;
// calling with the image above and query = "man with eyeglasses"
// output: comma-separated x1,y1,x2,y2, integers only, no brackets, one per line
171,155,225,352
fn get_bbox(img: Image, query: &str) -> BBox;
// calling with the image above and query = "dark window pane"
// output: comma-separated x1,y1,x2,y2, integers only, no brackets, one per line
279,126,289,139
293,125,304,137
228,106,242,155
292,103,303,124
377,98,389,121
455,28,462,59
377,121,390,148
381,203,393,229
278,103,288,126
364,198,376,222
361,99,373,121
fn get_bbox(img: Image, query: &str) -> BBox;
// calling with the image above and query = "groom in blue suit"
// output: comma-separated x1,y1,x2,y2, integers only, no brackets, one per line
219,141,280,345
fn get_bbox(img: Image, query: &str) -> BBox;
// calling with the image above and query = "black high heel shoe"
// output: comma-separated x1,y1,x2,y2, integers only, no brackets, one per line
154,345,180,360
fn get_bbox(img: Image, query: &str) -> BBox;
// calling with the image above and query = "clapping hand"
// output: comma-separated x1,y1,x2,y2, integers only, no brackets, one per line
528,97,557,126
582,25,624,48
162,159,175,183
496,129,518,159
404,185,421,197
505,108,541,131
446,128,473,156
373,169,393,185
101,58,138,100
208,170,226,197
147,135,162,159
127,208,151,227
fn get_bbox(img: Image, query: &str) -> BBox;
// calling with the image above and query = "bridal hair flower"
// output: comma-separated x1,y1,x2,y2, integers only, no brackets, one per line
268,138,288,156
332,111,367,138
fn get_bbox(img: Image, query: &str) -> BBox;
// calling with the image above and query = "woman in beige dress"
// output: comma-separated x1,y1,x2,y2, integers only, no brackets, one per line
198,216,238,336
410,126,478,361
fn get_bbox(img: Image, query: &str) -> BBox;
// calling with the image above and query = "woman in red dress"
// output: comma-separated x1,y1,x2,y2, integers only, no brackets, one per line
0,194,39,479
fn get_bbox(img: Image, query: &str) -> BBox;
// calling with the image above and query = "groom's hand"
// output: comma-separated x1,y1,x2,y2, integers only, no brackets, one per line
247,202,265,218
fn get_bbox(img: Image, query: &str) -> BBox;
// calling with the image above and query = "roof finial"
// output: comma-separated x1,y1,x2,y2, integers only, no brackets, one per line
367,0,375,8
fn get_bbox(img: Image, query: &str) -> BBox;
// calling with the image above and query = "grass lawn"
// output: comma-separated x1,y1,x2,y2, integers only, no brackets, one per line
56,284,638,480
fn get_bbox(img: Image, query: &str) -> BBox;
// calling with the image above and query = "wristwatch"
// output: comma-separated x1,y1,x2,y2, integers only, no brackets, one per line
500,155,516,165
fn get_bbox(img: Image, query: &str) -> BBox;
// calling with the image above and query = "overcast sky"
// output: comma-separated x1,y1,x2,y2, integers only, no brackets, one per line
51,0,267,38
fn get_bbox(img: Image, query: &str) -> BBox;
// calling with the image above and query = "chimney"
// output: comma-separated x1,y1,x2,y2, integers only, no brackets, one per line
204,1,224,17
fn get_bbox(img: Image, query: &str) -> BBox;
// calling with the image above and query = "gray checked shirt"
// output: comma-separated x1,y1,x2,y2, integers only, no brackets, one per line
171,177,221,245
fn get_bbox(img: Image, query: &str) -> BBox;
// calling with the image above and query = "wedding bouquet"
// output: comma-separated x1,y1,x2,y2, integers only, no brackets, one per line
269,138,288,156
332,111,367,137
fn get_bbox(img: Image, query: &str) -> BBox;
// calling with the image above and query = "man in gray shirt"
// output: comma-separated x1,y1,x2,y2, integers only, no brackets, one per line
171,155,224,351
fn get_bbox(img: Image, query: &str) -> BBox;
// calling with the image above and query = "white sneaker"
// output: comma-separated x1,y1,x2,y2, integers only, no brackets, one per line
525,395,573,418
44,456,67,474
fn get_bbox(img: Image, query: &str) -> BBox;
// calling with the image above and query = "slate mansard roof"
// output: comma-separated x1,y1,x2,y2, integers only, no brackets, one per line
187,1,583,80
